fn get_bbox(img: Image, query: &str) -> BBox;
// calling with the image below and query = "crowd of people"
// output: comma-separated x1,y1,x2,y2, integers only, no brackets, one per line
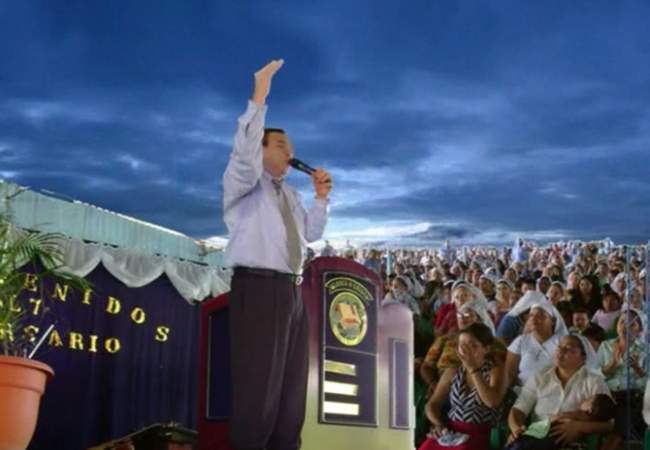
316,240,650,450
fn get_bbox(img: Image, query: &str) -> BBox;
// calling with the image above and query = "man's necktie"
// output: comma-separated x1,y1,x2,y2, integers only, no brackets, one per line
273,180,303,273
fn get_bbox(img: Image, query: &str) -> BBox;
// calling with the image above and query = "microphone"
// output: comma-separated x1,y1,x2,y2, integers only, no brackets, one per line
289,158,332,183
288,158,316,175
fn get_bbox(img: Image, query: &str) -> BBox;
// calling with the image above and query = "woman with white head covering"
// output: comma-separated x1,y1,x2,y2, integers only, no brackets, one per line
383,275,421,315
495,291,547,344
406,269,426,298
597,307,647,448
505,300,568,387
461,300,496,335
478,273,497,302
507,334,612,450
622,287,644,311
611,272,627,295
573,334,600,372
434,281,491,339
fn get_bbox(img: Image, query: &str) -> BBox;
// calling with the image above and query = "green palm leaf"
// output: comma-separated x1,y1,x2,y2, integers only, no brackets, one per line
0,212,92,356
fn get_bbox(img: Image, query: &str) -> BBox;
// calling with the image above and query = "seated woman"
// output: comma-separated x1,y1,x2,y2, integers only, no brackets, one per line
504,267,518,284
543,264,565,283
433,281,489,339
611,272,627,296
419,323,508,450
382,275,421,315
496,291,547,345
622,286,644,311
432,280,454,316
420,300,507,392
506,302,569,387
422,279,442,318
591,290,622,334
434,280,467,333
508,393,615,450
488,279,515,327
478,274,497,302
506,335,613,450
406,269,426,298
536,276,552,296
546,281,565,306
596,308,647,449
570,275,603,318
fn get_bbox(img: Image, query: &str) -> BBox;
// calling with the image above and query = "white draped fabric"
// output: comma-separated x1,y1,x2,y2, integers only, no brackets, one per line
55,238,231,303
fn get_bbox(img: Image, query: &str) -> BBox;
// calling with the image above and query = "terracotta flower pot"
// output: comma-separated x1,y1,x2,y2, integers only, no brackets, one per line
0,355,54,450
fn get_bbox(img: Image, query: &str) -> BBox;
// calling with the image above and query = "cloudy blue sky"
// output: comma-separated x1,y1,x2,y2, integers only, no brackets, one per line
1,0,649,247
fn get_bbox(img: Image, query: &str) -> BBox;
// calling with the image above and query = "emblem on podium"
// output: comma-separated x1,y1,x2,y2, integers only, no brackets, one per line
321,272,378,426
329,292,368,346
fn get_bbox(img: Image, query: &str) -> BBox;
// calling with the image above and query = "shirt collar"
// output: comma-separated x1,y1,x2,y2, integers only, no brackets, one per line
550,364,587,385
262,171,284,193
262,171,276,183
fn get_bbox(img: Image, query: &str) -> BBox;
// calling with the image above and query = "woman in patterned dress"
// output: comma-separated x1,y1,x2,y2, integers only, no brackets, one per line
420,300,506,393
418,322,508,450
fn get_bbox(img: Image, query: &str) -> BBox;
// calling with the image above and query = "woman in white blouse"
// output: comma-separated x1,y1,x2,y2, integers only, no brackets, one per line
505,302,568,387
507,335,613,449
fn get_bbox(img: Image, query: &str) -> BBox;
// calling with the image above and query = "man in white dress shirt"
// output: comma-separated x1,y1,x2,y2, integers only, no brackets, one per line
223,60,333,450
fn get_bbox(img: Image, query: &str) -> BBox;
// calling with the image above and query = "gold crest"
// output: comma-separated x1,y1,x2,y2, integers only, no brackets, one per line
328,292,368,346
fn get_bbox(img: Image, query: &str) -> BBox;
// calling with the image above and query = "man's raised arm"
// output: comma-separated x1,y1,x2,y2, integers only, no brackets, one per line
223,60,284,210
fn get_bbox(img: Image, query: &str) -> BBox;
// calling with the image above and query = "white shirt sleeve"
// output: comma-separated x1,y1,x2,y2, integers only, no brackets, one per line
590,374,611,397
513,373,539,417
305,198,329,243
596,340,609,369
223,101,267,213
508,335,525,355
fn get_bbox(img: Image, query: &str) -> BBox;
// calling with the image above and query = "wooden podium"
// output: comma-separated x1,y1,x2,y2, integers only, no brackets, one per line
198,257,414,450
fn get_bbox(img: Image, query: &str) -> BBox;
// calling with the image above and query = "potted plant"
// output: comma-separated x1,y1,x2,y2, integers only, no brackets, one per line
0,206,90,450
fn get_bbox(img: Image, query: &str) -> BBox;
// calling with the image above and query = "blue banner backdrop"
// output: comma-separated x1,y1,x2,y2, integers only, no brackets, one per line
21,264,200,450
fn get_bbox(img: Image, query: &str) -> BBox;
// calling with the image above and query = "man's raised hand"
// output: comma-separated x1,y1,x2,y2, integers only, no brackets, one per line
252,59,284,105
312,168,333,200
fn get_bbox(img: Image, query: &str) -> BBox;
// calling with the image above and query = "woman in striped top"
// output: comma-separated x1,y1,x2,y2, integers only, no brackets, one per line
418,322,508,450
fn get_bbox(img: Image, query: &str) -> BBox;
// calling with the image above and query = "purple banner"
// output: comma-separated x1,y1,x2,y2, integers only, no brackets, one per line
20,264,200,450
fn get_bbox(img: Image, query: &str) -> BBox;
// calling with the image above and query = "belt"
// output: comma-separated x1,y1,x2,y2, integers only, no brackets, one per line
233,267,304,286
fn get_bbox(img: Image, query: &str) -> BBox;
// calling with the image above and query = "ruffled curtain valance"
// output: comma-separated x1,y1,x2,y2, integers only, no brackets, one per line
58,238,231,302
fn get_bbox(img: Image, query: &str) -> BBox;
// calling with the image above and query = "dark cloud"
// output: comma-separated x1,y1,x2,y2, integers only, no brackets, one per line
1,0,649,245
